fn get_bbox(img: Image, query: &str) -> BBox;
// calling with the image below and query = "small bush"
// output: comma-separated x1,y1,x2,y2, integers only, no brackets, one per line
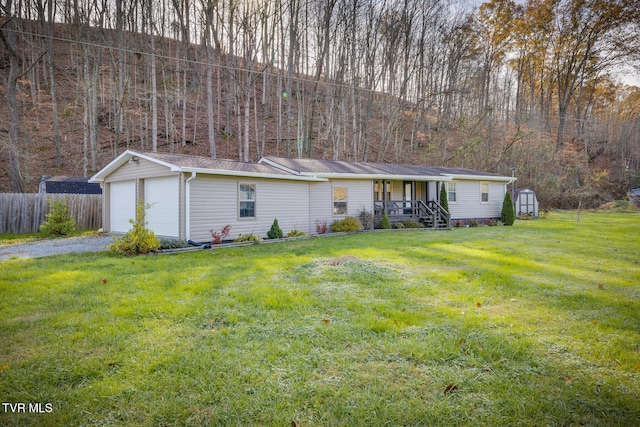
267,218,283,239
234,234,262,243
393,222,405,229
315,220,328,234
454,220,465,228
379,213,391,229
159,238,190,249
210,225,231,244
358,209,374,230
287,229,307,238
330,216,363,232
400,219,423,228
469,218,479,227
110,202,160,256
40,199,76,236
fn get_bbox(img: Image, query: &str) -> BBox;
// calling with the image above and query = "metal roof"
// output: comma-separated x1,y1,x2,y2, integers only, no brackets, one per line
90,150,513,183
261,156,511,181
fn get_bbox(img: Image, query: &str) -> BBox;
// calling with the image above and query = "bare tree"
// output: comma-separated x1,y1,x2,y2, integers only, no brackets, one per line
1,0,25,191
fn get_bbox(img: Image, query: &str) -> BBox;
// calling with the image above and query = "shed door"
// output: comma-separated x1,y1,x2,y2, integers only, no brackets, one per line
144,176,179,237
110,180,136,233
519,192,533,215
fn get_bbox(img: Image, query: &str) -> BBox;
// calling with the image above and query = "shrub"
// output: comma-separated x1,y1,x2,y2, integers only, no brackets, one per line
358,209,374,230
210,225,231,244
267,218,283,239
501,192,516,226
110,202,160,255
393,222,405,229
379,213,391,229
315,220,328,234
159,238,190,249
440,182,449,213
400,219,423,228
287,229,307,238
330,216,363,232
469,218,479,227
234,234,262,243
40,199,76,236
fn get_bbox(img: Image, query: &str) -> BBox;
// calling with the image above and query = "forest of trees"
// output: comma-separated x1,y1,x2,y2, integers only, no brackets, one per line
1,0,639,208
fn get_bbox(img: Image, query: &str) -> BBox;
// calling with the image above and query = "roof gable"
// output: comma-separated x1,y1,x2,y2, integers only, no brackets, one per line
90,150,327,182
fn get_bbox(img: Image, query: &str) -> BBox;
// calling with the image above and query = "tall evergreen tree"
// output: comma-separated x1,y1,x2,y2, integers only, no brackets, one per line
501,191,515,225
440,182,449,213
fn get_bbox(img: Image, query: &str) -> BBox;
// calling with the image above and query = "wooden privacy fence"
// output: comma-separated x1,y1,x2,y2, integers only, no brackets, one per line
0,193,103,234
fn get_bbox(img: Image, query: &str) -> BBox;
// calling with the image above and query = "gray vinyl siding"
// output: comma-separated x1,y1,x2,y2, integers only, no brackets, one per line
390,181,403,200
309,180,373,225
448,180,506,220
106,158,173,182
189,176,311,241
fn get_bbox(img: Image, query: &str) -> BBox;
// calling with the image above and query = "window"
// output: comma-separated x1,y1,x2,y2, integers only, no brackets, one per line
481,182,489,203
239,183,256,218
333,187,347,215
447,182,457,203
374,180,391,201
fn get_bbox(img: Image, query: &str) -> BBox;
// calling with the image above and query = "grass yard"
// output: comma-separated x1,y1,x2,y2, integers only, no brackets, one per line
1,210,639,426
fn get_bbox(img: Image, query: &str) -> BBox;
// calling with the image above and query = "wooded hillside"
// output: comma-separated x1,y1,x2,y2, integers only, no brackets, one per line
1,0,639,208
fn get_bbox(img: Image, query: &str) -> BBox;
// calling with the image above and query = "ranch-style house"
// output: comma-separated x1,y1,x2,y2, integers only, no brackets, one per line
89,150,515,240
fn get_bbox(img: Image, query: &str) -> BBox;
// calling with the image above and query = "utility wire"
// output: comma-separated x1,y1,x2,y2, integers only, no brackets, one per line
8,27,640,129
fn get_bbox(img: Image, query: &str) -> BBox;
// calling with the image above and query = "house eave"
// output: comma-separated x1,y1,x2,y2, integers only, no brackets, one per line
298,172,453,181
178,167,328,182
444,173,514,182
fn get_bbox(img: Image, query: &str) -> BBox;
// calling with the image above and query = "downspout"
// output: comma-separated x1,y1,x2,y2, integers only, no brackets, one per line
99,182,105,233
185,172,196,240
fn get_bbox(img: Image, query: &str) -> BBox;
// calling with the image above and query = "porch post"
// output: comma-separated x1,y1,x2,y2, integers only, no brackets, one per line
412,181,416,216
383,180,388,216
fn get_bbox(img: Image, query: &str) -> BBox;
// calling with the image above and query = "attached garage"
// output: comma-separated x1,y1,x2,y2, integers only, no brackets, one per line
144,176,179,237
109,180,136,233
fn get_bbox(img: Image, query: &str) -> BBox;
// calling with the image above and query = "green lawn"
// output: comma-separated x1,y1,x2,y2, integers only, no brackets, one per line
1,211,639,426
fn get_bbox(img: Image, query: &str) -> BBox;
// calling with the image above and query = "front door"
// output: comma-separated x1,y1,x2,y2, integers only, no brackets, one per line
403,181,413,215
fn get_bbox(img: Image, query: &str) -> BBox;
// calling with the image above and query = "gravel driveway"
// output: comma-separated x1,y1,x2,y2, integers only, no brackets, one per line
0,235,116,260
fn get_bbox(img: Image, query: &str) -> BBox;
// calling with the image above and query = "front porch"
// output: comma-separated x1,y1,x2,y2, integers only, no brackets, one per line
374,200,450,228
373,180,450,229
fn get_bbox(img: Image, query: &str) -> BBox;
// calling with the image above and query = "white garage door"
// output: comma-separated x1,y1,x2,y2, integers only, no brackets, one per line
110,180,136,233
144,176,179,237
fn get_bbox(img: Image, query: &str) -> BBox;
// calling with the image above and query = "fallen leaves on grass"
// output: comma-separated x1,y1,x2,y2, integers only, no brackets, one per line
444,384,458,395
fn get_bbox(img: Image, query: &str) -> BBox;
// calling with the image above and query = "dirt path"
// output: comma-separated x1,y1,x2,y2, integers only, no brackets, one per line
0,235,115,260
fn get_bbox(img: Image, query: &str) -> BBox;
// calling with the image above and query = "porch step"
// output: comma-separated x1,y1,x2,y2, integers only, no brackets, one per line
419,216,449,229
